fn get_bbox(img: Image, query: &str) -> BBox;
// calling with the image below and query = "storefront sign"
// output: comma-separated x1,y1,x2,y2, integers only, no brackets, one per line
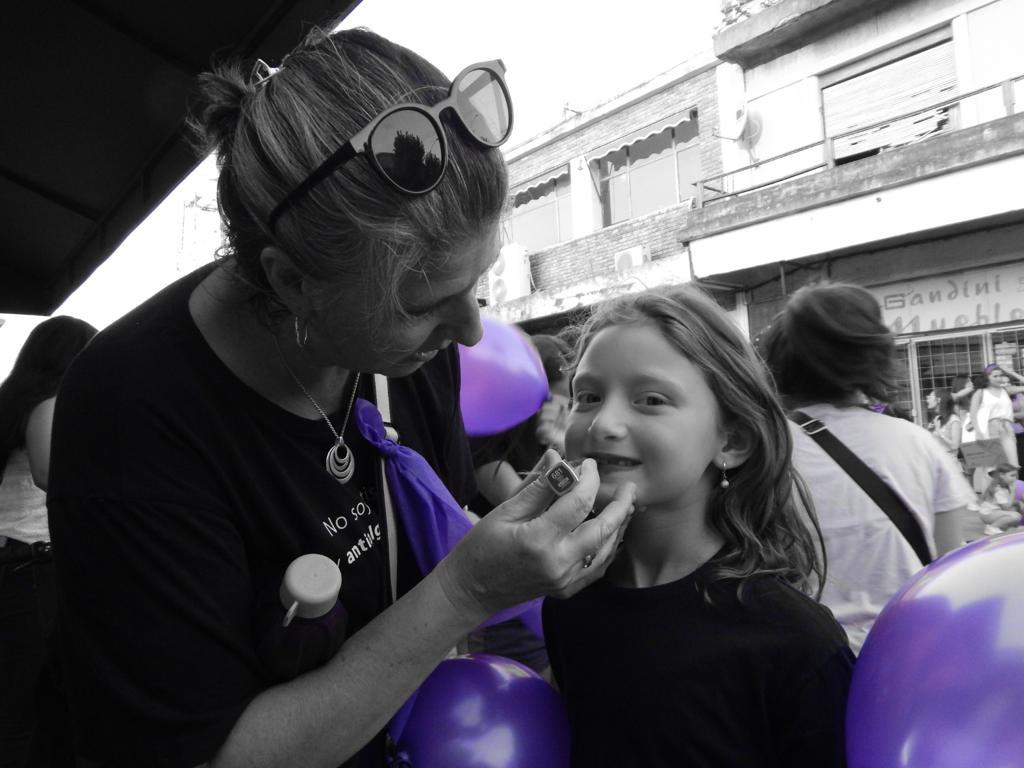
871,263,1024,335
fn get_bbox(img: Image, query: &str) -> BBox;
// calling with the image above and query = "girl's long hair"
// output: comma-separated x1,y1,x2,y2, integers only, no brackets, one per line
0,316,97,472
570,285,825,597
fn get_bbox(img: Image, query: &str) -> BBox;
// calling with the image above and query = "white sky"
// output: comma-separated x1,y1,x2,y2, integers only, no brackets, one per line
341,0,720,147
0,0,720,379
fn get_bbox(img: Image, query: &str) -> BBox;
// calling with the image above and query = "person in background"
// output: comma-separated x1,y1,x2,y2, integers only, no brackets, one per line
1011,389,1024,468
533,334,572,454
467,332,572,675
0,316,96,768
949,374,974,405
42,28,634,767
545,285,851,768
954,373,982,484
926,387,963,460
760,282,974,654
968,364,1024,466
471,333,572,511
978,462,1023,534
950,373,976,437
967,364,1024,493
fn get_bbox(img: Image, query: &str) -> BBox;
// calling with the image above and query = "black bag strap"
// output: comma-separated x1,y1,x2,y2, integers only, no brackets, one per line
789,410,933,566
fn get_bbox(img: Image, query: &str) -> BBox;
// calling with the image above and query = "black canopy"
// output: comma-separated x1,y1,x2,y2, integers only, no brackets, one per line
1,0,360,315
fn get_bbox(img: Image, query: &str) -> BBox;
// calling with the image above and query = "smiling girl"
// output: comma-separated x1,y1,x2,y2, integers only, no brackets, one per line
542,285,853,768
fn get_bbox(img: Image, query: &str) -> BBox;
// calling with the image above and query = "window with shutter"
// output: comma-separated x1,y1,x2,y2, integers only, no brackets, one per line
823,40,957,163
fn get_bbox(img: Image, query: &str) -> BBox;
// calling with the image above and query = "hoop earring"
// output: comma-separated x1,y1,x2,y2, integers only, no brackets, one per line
719,461,730,489
294,316,309,349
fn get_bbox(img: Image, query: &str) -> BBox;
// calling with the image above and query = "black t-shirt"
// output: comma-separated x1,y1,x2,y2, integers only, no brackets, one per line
543,559,854,768
46,265,476,767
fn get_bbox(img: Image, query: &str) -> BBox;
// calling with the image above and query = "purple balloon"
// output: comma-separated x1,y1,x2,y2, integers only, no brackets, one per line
393,654,570,768
847,531,1024,768
459,316,548,437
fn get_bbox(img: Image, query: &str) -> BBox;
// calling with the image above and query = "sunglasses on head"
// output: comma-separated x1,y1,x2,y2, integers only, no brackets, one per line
267,59,513,231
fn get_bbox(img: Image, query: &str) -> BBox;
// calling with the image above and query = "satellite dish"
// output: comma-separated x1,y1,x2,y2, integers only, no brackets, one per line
733,106,763,151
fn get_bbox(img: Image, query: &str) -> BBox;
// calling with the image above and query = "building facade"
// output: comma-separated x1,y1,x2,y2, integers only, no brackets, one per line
490,0,1024,424
483,48,733,333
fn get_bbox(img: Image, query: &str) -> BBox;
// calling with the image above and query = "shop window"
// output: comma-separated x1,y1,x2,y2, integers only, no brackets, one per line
990,330,1024,373
594,115,700,226
915,335,987,397
909,329,1024,426
507,170,572,252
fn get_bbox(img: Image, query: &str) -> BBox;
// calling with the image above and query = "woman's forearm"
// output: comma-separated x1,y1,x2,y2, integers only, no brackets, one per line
969,393,982,437
210,566,487,768
474,460,525,508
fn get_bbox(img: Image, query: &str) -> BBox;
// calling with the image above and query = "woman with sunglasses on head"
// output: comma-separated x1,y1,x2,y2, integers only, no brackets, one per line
43,28,634,768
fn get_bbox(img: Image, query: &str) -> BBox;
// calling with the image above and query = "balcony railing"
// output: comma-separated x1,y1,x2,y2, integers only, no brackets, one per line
695,75,1024,209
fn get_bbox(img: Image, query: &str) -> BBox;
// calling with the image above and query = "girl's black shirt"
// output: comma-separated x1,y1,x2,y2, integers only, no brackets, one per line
543,558,854,768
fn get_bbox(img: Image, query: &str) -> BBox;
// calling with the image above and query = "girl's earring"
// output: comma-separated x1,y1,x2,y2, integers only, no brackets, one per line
294,316,309,349
719,461,730,489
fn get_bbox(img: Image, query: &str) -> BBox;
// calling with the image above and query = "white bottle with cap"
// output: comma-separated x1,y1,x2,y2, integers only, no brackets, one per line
256,553,348,682
280,553,343,626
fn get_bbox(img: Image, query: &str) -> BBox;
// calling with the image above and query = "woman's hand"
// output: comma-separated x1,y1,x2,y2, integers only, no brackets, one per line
951,381,974,402
436,451,636,620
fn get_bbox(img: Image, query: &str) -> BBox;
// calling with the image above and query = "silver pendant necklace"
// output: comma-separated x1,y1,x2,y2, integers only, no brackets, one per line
274,337,361,485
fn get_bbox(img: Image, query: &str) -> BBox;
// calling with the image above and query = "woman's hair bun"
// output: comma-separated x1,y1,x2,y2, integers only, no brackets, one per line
189,61,251,156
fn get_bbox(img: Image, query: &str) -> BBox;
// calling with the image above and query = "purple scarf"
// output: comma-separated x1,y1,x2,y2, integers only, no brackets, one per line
353,398,543,638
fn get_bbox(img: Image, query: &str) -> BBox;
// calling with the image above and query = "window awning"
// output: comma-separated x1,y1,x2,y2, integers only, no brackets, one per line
585,108,695,164
510,164,571,198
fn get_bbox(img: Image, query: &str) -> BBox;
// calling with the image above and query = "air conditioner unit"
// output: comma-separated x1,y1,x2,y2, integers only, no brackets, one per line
488,243,532,304
613,245,649,275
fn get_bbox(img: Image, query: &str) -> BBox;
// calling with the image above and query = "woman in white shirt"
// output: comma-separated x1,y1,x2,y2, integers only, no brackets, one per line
968,363,1024,465
0,315,96,766
760,283,975,653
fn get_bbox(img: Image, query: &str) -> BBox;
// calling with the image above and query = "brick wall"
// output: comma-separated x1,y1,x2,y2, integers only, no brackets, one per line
478,202,697,302
531,204,695,291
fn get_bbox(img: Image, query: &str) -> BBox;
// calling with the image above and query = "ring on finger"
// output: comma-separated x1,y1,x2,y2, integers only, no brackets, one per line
582,552,596,569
